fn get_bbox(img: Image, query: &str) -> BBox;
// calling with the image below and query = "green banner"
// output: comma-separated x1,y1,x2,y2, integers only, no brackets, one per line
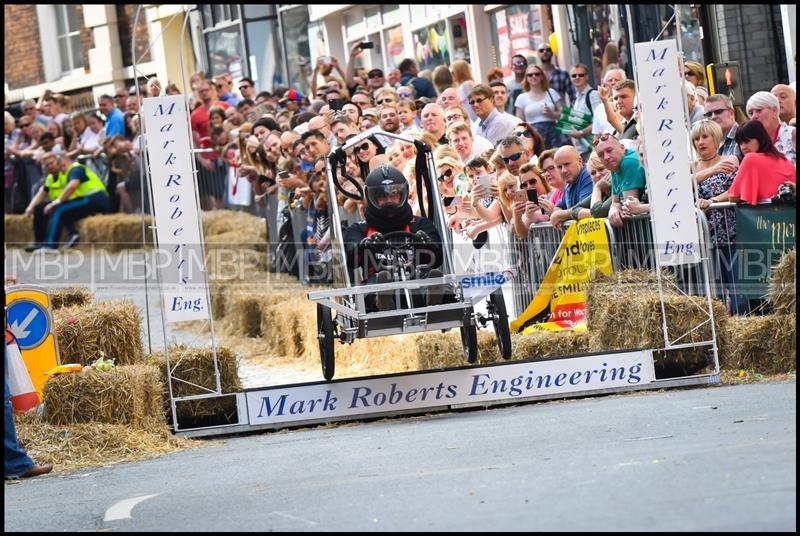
734,204,795,299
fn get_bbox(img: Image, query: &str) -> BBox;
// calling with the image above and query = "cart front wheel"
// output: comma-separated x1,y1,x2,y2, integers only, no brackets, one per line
317,304,335,380
460,309,479,364
489,290,513,360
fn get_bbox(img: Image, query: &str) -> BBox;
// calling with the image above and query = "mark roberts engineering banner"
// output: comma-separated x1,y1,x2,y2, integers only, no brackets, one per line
142,95,209,323
634,39,701,266
246,350,655,425
511,218,613,334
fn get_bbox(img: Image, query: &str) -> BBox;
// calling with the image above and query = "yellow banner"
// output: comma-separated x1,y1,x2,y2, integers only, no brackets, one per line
511,218,613,334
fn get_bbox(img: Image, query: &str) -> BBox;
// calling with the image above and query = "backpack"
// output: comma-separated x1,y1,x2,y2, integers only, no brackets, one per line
583,88,597,120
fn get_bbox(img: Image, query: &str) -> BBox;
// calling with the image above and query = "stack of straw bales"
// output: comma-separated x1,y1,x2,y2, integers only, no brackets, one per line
53,300,144,366
415,330,500,370
512,331,590,361
5,214,34,245
148,344,241,422
768,249,795,316
49,286,94,310
203,210,266,241
260,295,317,358
43,365,164,428
585,269,725,377
718,249,796,374
78,214,153,251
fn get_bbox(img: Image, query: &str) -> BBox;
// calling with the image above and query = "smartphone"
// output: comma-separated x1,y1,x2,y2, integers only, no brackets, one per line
513,190,528,203
443,196,455,207
475,174,496,191
526,189,539,203
277,171,290,179
329,98,346,111
359,42,375,50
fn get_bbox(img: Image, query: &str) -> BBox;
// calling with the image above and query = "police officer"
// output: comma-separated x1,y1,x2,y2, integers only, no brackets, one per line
344,165,444,311
24,153,109,251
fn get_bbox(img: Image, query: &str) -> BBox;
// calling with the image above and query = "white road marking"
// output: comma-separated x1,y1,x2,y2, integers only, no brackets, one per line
104,494,160,522
267,511,319,526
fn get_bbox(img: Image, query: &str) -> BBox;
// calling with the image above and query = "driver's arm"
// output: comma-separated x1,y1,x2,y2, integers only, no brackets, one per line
413,217,444,270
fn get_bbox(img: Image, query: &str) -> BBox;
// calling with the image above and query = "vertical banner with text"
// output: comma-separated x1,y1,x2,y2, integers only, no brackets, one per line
634,39,701,266
142,95,209,323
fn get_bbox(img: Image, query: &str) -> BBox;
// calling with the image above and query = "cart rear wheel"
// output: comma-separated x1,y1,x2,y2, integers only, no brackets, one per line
317,304,335,380
489,290,513,360
460,309,479,364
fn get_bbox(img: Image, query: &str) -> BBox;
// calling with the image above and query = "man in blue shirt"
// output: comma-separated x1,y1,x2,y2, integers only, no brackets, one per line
538,147,593,226
398,58,437,100
593,133,647,228
97,94,125,137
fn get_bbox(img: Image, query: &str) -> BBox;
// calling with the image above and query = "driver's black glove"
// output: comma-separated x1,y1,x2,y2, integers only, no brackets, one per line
414,230,430,244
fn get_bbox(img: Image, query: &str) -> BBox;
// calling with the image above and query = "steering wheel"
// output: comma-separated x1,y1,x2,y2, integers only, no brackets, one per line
360,230,431,251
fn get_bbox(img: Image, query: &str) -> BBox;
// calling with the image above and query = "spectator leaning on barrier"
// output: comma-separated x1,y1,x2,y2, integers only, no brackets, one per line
23,152,109,251
745,91,796,166
546,146,595,229
691,119,745,315
724,120,796,205
592,132,646,228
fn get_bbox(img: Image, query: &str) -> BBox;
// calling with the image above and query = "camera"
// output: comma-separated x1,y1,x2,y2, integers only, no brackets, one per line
771,183,795,205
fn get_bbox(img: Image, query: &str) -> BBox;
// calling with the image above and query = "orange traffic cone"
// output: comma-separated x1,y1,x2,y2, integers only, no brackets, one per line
5,329,40,413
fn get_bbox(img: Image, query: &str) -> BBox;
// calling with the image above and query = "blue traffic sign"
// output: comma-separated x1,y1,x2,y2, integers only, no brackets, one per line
7,299,51,350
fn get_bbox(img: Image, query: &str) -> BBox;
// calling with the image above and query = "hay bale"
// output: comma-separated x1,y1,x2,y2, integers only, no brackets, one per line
587,287,726,377
78,214,153,251
415,330,500,370
49,286,94,310
43,365,164,428
768,249,796,316
719,314,796,374
14,410,194,473
586,268,678,332
53,300,144,366
260,297,317,358
148,344,241,421
333,334,421,374
512,331,590,360
205,231,267,253
5,214,34,246
203,209,266,240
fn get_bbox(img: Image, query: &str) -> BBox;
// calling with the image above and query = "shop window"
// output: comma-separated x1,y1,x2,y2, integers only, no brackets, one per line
413,21,450,71
491,5,545,77
206,27,244,79
449,15,470,63
56,5,82,74
384,26,405,68
246,21,283,91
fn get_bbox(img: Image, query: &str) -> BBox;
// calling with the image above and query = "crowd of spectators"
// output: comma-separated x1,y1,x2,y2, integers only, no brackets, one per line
5,43,796,312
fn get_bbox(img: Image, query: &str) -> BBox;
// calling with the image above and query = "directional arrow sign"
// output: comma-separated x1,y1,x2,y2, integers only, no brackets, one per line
6,300,50,350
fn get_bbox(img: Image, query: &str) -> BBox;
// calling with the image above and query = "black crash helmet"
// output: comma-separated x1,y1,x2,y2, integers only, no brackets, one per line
364,165,409,217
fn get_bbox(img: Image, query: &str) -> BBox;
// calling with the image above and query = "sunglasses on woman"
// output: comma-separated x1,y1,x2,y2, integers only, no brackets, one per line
355,142,371,153
515,130,533,139
437,168,453,182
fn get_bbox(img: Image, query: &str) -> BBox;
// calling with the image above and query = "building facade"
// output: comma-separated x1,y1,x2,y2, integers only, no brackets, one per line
4,4,196,111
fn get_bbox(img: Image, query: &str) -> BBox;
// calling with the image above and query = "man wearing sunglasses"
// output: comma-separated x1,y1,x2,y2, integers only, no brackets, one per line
497,135,531,178
469,84,520,146
237,77,257,100
506,54,528,111
537,45,575,106
568,64,602,162
702,94,743,163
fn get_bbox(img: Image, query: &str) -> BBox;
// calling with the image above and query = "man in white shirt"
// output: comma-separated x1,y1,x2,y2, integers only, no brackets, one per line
469,84,520,146
592,68,626,137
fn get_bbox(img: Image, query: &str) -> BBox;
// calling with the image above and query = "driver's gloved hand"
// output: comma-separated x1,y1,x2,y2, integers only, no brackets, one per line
414,230,430,244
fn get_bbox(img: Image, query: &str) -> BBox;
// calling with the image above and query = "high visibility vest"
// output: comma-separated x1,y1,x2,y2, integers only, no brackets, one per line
45,162,107,202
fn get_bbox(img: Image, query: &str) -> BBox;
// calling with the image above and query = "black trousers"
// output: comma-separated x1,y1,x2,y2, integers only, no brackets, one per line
33,192,109,246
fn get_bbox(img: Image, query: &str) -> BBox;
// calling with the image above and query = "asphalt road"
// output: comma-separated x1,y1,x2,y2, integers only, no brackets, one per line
4,381,796,532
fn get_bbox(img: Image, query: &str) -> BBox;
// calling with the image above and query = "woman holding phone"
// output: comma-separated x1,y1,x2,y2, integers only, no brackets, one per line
510,163,551,239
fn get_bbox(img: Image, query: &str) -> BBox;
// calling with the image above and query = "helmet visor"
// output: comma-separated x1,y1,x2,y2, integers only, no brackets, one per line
366,182,408,209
